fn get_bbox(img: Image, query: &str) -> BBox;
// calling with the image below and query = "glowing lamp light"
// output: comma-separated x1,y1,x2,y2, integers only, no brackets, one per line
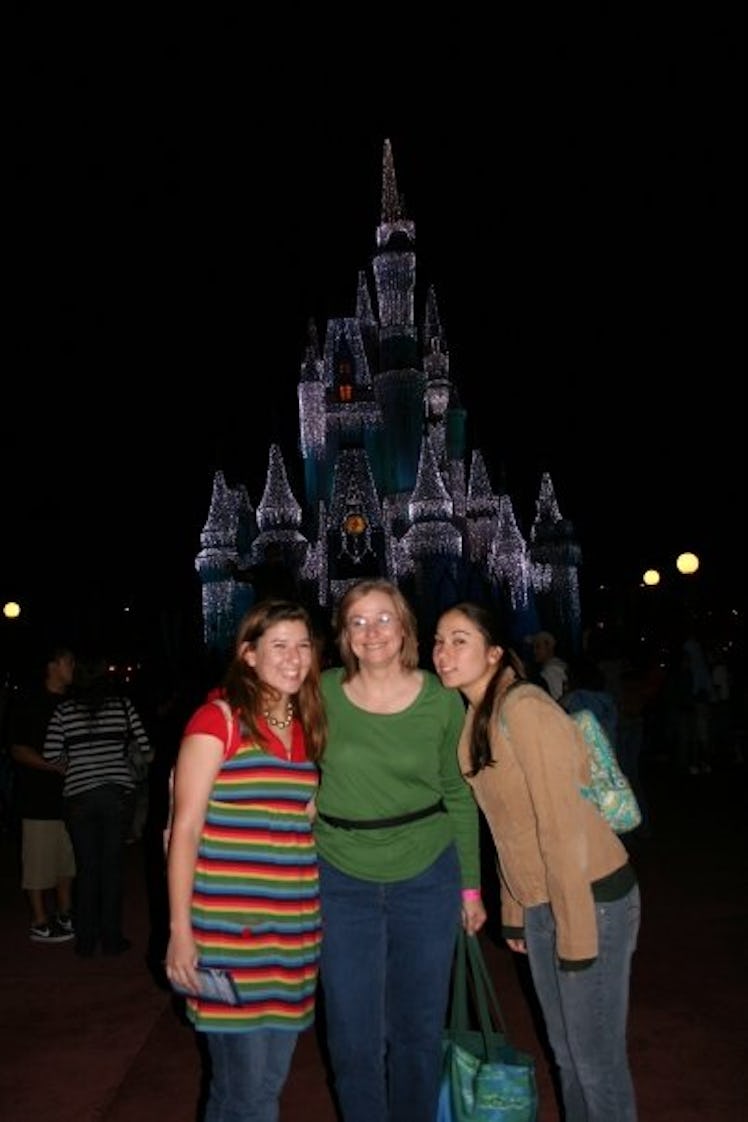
3,601,21,619
676,552,700,575
642,570,661,587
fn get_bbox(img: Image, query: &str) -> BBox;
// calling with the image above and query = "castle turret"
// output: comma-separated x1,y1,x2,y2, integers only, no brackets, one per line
298,318,327,510
400,433,462,644
529,472,582,654
251,444,309,583
195,471,255,652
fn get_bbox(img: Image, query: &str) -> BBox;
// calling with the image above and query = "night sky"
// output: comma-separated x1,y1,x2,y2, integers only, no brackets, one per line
5,15,745,656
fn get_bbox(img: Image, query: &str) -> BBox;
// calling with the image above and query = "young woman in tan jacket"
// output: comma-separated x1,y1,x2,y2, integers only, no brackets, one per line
433,601,639,1122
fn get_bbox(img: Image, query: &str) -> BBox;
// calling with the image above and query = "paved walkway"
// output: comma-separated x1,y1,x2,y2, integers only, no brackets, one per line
1,757,746,1121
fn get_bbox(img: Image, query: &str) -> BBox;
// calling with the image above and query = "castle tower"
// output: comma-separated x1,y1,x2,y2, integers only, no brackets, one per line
400,432,462,643
298,318,326,510
529,472,582,654
371,139,426,494
195,471,255,652
252,444,309,576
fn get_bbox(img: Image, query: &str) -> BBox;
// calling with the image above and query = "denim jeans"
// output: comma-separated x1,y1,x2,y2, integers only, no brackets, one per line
319,844,461,1122
524,883,640,1122
203,1028,299,1122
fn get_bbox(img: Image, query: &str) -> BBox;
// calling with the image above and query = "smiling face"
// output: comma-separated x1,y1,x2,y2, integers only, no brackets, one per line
242,618,313,698
432,608,502,704
343,589,404,670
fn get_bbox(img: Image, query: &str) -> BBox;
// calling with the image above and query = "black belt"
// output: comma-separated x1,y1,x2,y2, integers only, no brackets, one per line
318,799,445,831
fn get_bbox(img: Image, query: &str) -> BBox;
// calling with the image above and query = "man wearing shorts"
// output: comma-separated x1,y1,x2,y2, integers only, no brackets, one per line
9,644,77,942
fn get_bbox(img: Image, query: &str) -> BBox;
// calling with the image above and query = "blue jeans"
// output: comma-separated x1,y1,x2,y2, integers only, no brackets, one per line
319,844,461,1122
524,884,640,1122
203,1028,299,1122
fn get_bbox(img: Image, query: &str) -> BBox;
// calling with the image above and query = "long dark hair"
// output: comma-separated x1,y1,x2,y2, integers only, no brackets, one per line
447,602,527,776
222,599,326,761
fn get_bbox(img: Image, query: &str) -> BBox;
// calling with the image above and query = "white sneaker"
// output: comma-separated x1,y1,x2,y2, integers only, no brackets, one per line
30,920,74,944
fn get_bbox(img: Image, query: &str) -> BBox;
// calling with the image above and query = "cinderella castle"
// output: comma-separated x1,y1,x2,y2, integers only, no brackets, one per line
196,139,582,660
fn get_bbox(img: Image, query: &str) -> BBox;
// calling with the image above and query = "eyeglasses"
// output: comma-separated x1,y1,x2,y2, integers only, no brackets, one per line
346,612,395,632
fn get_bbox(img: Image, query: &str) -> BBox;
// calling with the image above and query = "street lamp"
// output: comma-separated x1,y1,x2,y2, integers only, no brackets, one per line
641,552,701,588
676,552,700,575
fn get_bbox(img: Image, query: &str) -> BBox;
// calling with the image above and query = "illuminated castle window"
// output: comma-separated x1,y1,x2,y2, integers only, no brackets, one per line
335,354,354,402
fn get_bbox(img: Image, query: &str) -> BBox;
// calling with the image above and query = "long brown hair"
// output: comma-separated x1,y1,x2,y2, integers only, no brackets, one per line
222,600,327,761
333,578,420,681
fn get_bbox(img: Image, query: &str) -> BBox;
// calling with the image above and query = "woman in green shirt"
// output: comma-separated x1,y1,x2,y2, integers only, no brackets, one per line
315,578,486,1122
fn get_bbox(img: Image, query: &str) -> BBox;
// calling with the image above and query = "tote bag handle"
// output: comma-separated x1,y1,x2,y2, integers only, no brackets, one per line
451,930,512,1052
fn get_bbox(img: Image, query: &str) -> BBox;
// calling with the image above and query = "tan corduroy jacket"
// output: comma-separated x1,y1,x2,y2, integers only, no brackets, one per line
458,681,631,963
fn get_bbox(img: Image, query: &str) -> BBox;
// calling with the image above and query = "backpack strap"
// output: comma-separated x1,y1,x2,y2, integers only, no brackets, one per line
163,697,238,857
210,697,238,760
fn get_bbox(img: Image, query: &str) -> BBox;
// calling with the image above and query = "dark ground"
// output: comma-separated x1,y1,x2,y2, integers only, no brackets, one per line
1,752,746,1122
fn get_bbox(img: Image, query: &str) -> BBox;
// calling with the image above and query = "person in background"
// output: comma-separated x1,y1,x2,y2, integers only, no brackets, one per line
708,641,743,765
562,651,652,841
165,600,327,1122
1,671,18,836
681,629,715,775
433,602,639,1122
561,653,619,746
661,624,715,776
9,643,77,943
43,654,151,956
530,630,568,700
315,578,486,1122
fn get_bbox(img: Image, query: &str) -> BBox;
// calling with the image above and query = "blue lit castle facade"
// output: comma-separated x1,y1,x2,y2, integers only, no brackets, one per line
196,140,582,659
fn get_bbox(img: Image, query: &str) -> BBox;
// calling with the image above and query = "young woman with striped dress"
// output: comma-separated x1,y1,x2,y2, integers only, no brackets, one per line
165,600,326,1122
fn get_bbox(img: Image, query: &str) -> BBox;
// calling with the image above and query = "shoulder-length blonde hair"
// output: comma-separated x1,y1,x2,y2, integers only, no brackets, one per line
333,578,420,680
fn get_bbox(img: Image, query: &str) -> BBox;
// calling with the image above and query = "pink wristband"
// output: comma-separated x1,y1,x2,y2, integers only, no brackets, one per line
461,888,481,901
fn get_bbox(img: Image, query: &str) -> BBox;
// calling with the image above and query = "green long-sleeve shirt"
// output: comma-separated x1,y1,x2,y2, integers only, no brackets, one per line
315,668,481,886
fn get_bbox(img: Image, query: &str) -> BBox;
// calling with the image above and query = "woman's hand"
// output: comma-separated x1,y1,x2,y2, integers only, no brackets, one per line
164,929,200,994
505,937,527,955
461,896,487,935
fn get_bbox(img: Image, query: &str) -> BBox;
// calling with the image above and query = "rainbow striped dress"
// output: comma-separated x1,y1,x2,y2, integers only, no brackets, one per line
185,710,321,1033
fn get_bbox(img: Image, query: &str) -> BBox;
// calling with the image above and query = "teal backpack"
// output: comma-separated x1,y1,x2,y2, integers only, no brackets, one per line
570,708,642,834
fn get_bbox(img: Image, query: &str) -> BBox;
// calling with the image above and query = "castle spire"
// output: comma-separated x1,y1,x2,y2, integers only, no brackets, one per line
256,444,302,531
300,317,323,383
466,450,499,518
305,316,320,360
199,471,245,548
381,138,403,224
356,270,376,324
423,285,443,350
408,433,453,523
490,493,537,630
531,471,563,529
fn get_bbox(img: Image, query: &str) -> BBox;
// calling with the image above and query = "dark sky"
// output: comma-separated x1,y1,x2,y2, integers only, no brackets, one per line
5,14,745,650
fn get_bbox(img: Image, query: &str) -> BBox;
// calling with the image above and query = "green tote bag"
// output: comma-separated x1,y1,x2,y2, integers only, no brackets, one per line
437,931,537,1122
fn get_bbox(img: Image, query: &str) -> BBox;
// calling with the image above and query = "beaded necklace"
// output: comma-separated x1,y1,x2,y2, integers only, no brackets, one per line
262,700,294,730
